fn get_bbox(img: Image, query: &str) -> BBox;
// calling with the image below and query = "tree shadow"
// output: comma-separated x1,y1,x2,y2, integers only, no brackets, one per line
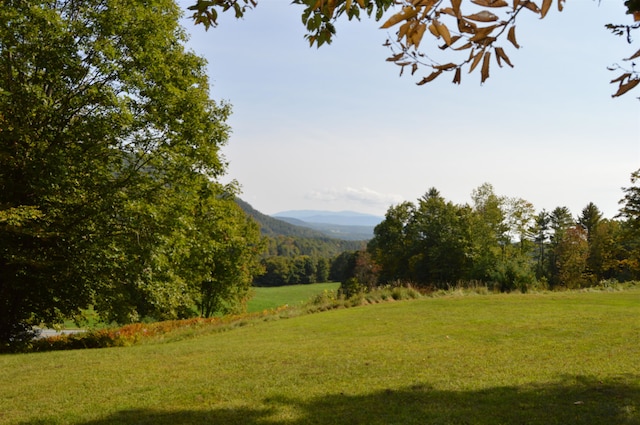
23,375,639,425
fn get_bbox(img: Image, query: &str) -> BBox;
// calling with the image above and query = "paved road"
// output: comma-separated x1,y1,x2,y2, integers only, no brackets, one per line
35,328,86,339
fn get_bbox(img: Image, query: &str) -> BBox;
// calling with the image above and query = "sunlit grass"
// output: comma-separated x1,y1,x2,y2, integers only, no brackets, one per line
247,282,341,312
1,289,638,424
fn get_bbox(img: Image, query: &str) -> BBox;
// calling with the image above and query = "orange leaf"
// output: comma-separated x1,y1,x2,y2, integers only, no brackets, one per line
610,73,631,84
451,0,463,17
625,48,640,61
540,0,552,18
522,1,540,13
434,62,458,70
469,25,499,42
453,67,462,84
386,52,405,62
495,47,514,67
472,0,508,7
417,70,443,85
469,49,484,73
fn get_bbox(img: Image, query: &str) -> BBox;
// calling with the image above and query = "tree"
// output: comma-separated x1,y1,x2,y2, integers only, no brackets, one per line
616,168,640,280
188,0,640,97
0,0,262,345
469,183,508,281
408,188,471,286
532,210,551,280
368,201,416,283
547,206,575,286
555,225,589,288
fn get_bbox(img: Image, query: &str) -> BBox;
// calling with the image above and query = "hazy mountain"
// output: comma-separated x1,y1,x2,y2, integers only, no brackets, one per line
235,200,376,242
272,210,384,227
235,199,329,239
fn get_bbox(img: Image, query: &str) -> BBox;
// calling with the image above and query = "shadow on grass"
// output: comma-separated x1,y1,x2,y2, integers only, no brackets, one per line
24,375,639,425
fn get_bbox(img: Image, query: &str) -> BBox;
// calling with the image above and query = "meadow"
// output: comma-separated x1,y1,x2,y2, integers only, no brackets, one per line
1,288,638,424
246,282,340,312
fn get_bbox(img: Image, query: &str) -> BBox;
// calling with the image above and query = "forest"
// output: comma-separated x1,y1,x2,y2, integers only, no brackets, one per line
244,171,640,294
337,176,640,294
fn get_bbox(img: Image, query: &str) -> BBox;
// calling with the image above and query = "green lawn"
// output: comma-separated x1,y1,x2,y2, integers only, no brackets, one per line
247,282,341,312
1,289,638,424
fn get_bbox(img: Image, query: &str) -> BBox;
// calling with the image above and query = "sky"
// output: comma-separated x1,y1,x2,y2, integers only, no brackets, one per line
178,0,640,219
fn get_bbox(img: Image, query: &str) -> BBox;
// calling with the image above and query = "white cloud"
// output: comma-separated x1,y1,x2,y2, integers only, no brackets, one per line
307,187,404,210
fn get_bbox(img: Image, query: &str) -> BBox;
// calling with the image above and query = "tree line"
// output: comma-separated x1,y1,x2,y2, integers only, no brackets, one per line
340,171,640,293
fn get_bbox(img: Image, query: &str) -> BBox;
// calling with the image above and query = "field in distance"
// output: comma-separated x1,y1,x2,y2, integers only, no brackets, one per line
1,288,638,424
247,282,340,312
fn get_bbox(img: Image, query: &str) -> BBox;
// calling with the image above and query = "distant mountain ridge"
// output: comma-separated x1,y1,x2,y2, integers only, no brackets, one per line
235,200,378,241
272,210,384,227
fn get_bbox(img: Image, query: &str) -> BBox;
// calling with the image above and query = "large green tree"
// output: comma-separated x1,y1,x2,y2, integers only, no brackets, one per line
0,0,262,345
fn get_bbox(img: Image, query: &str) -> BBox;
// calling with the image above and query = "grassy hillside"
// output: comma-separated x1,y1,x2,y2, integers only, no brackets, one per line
1,289,638,424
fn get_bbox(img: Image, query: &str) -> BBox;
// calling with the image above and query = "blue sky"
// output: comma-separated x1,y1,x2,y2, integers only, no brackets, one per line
179,0,639,219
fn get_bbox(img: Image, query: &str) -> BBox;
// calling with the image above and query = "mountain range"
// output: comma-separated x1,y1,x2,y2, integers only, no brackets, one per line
235,200,382,241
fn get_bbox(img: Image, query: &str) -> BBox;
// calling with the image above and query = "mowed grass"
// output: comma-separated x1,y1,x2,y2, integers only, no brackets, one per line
1,289,639,424
247,282,341,313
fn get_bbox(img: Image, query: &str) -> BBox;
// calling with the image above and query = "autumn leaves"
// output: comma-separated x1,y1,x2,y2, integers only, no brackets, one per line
380,0,564,85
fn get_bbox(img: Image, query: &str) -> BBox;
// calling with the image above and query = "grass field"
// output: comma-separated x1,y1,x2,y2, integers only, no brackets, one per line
247,282,341,313
1,289,639,424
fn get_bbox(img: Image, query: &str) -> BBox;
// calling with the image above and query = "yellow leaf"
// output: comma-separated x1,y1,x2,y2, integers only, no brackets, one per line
454,41,473,51
434,21,453,45
380,7,418,29
346,0,352,10
465,11,499,22
398,21,412,40
357,0,365,6
428,22,440,38
413,23,428,48
469,49,484,73
540,0,552,18
507,26,520,48
612,78,640,97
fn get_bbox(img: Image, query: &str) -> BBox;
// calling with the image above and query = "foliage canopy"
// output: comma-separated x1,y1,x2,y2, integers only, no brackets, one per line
0,0,263,347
